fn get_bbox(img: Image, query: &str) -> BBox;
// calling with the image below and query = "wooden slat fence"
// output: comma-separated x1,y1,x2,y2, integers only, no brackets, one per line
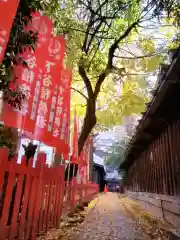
125,120,180,196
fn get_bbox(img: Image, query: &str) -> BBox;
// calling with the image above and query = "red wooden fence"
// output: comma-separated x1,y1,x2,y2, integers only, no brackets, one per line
0,148,98,240
62,179,99,214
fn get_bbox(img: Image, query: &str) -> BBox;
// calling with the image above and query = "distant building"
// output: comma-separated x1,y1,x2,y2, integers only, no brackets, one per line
106,179,120,192
92,162,106,192
105,166,121,192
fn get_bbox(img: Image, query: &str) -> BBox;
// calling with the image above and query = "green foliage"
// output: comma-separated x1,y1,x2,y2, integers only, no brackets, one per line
54,0,178,142
95,75,149,128
0,125,19,157
105,138,128,168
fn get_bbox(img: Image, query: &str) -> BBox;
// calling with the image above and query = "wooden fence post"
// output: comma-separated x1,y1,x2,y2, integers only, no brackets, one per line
31,152,46,239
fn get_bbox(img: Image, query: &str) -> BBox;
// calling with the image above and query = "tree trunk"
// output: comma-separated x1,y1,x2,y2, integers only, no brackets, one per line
78,99,96,155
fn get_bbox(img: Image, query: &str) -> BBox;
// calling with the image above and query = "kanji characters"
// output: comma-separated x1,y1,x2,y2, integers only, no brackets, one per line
60,113,66,140
31,102,37,120
20,83,31,97
53,128,59,137
45,61,55,73
26,55,37,69
36,115,46,128
38,100,48,115
48,39,61,56
41,87,50,100
59,86,64,94
57,96,63,105
53,85,58,95
55,117,60,127
22,68,34,84
47,96,56,132
56,105,62,116
43,74,52,87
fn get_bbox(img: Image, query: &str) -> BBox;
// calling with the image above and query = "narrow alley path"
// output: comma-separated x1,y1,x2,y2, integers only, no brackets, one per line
64,193,150,240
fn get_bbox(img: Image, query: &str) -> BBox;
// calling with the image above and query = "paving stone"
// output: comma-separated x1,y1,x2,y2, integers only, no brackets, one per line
68,193,150,240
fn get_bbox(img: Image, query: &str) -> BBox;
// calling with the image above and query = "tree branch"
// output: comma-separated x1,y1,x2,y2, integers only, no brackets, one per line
71,87,88,100
78,63,94,98
114,52,159,59
86,21,103,53
93,21,139,99
107,21,139,69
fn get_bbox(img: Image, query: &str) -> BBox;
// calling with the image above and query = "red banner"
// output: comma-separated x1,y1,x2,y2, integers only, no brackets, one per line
72,109,79,163
0,0,19,63
79,165,88,184
22,13,54,133
79,140,89,167
1,13,53,131
51,69,72,158
63,77,71,159
75,136,90,166
33,38,66,143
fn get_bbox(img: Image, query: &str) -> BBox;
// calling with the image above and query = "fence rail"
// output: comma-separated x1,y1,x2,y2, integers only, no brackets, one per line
126,120,180,196
0,148,98,240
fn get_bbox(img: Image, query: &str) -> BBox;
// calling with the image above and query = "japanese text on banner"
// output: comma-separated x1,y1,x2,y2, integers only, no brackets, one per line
1,13,53,131
23,13,53,133
34,36,66,143
72,108,79,164
52,69,72,157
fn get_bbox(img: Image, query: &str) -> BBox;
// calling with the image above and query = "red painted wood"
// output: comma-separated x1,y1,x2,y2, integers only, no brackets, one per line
9,156,26,239
54,178,62,227
0,147,98,240
38,182,46,233
31,153,46,239
56,167,65,227
18,159,33,239
42,172,51,232
25,176,37,240
0,148,9,196
47,176,54,229
0,158,16,240
51,179,57,227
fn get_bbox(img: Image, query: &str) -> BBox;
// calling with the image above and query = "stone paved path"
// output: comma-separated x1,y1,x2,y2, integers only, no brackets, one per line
67,192,150,240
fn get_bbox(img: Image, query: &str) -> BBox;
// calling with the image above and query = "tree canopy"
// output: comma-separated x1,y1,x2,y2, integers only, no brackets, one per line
104,137,128,169
54,0,179,153
0,0,179,154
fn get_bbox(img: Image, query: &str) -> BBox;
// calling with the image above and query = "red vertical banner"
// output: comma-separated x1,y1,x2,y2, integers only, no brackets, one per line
23,13,53,133
63,77,71,159
78,137,90,167
33,36,66,142
79,165,88,184
1,12,53,131
72,108,79,163
51,69,72,158
0,0,19,63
